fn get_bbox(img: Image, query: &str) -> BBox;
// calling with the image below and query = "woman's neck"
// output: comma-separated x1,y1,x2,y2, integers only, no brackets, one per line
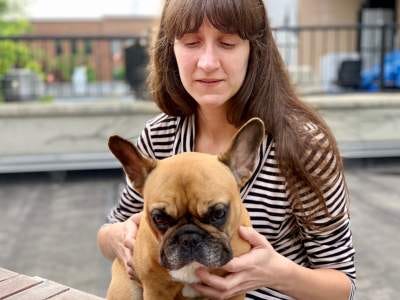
194,106,238,154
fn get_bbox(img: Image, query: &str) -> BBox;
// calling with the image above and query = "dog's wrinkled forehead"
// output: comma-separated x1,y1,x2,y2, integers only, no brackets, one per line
143,152,239,219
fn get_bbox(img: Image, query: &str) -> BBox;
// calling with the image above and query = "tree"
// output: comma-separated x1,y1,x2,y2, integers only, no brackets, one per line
0,0,41,78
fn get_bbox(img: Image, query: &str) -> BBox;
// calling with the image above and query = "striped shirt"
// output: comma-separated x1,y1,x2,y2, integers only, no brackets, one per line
107,113,356,300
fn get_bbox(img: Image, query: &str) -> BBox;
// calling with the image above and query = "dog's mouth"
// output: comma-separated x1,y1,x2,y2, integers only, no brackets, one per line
159,224,232,270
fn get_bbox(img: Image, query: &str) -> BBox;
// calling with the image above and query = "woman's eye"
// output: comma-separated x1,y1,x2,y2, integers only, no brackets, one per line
184,41,200,47
220,42,235,48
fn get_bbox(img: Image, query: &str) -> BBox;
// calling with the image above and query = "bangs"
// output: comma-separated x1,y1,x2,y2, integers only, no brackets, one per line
163,0,265,41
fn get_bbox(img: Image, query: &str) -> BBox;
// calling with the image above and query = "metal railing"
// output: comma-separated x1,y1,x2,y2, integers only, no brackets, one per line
0,35,149,101
0,24,399,100
272,24,400,94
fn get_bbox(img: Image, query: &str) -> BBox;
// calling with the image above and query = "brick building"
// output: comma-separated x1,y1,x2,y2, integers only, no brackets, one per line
29,16,158,81
27,1,400,90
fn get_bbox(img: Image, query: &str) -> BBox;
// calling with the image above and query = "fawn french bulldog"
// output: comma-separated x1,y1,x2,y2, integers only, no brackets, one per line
107,118,265,300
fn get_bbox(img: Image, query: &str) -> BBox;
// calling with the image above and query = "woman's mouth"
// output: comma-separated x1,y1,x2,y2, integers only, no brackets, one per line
196,79,224,85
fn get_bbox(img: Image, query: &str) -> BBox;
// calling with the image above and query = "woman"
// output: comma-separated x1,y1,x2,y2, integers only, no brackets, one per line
97,0,356,299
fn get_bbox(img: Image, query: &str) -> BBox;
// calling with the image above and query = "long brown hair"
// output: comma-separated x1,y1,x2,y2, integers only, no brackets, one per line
148,0,348,229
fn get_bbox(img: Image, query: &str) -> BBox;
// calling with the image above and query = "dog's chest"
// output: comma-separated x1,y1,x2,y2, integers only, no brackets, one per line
169,262,203,298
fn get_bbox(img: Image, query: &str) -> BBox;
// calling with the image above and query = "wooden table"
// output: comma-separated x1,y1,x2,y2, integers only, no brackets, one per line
0,267,104,300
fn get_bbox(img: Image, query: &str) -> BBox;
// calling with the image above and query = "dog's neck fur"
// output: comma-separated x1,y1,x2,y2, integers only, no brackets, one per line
169,262,203,298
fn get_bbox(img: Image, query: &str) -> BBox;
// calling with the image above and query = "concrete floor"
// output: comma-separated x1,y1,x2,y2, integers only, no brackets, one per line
0,164,400,299
0,170,121,297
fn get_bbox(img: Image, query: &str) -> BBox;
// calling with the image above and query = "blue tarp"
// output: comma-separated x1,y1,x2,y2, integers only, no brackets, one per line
361,51,400,91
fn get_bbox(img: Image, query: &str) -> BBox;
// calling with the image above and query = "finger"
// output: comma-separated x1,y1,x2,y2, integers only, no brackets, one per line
131,212,142,226
124,255,135,278
195,268,227,291
123,247,133,267
126,260,135,276
123,259,134,276
239,226,269,248
128,269,135,277
125,220,138,240
222,255,253,273
124,223,137,250
124,239,134,251
196,268,245,292
127,260,134,268
217,271,249,291
221,280,255,298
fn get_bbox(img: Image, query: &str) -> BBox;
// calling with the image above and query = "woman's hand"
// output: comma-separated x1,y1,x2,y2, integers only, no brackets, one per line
192,226,288,300
100,212,142,279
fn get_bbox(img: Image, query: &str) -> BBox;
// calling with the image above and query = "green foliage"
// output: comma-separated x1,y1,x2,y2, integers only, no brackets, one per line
0,0,30,35
112,67,125,81
0,19,29,35
47,54,96,82
86,65,96,82
0,0,25,14
54,55,75,82
0,0,40,78
0,0,9,16
0,41,41,76
39,95,54,103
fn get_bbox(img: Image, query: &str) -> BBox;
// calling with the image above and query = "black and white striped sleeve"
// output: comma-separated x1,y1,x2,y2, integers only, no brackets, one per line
106,121,156,223
292,125,356,298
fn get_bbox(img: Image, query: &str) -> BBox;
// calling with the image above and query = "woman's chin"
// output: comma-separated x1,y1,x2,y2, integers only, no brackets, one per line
193,95,231,109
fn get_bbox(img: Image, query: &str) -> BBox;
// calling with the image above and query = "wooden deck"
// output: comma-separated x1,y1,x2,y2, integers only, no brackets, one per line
0,268,104,300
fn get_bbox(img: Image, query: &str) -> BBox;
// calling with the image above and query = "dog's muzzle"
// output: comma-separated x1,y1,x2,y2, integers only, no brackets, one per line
160,223,232,270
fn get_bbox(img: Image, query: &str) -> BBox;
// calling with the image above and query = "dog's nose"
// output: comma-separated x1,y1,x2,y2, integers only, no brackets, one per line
179,233,201,249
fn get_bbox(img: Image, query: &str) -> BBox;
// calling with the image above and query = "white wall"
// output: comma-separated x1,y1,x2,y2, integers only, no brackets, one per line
132,0,163,16
27,0,162,19
264,0,300,83
132,0,300,21
265,0,298,27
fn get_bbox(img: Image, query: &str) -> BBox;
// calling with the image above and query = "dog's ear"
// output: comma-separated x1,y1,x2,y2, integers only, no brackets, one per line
218,118,265,188
108,135,156,192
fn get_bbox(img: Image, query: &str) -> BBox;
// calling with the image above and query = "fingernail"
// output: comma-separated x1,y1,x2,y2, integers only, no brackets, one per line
196,267,208,276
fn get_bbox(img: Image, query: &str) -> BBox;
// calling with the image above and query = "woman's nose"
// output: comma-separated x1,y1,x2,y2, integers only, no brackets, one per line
197,45,220,72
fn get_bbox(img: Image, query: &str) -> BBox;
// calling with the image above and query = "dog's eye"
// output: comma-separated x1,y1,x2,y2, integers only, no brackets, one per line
208,204,229,227
211,207,226,220
151,209,173,232
153,213,166,224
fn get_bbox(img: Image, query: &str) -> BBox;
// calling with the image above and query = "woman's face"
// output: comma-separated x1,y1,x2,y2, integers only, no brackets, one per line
173,20,250,110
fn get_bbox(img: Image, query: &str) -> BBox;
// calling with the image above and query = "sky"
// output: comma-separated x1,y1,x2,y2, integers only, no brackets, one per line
24,0,297,26
25,0,163,19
